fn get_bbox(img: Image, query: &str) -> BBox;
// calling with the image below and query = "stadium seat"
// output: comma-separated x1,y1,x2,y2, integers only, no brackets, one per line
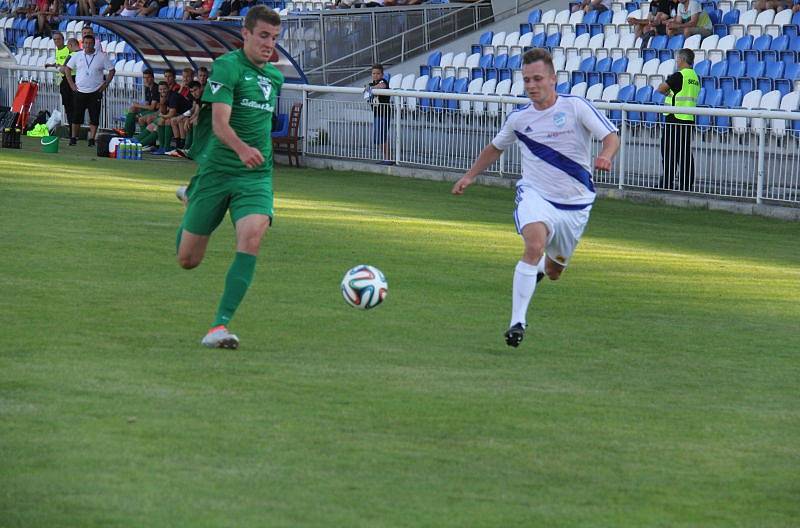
586,82,603,101
628,85,653,124
772,90,800,137
697,87,724,132
461,77,483,115
407,75,428,112
609,84,635,125
556,81,571,94
644,90,666,127
732,89,763,133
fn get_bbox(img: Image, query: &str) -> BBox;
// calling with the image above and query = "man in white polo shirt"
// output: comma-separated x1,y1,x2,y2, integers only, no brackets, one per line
64,34,116,147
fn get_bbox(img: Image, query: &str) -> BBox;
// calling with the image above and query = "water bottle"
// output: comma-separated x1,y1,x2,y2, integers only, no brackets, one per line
122,141,130,160
135,141,142,160
118,141,126,160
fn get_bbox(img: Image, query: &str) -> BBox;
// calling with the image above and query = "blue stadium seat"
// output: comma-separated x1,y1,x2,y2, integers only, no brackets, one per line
737,76,755,93
448,77,468,110
763,34,789,62
598,10,612,24
745,59,764,78
644,90,666,127
716,88,743,129
629,85,653,124
610,84,636,125
158,6,169,17
508,54,521,70
67,2,77,15
420,76,440,110
667,34,685,50
720,61,744,92
428,51,442,67
545,32,561,48
520,23,532,35
697,87,723,132
556,81,571,94
747,35,772,62
494,54,508,69
722,8,739,24
583,10,598,24
434,76,455,109
588,57,611,87
478,54,493,69
531,32,546,47
783,24,798,38
479,32,493,46
575,23,589,37
528,9,542,24
714,24,728,38
704,60,728,91
589,23,604,37
694,59,711,77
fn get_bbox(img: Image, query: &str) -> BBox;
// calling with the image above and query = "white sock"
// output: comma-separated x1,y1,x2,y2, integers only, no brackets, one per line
511,259,540,327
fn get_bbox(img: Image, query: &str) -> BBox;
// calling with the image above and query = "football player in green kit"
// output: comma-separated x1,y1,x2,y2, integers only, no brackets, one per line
176,5,284,349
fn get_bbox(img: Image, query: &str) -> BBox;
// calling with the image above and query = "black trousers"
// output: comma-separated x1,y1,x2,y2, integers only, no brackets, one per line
73,89,103,127
661,120,695,191
59,78,74,125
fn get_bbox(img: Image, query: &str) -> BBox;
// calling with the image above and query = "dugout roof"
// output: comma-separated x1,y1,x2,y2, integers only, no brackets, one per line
72,17,307,83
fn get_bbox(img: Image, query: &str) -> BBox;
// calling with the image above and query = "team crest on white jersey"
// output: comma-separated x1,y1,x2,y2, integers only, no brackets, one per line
553,112,566,128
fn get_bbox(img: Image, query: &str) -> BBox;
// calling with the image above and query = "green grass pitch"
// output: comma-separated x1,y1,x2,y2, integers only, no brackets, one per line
1,142,799,527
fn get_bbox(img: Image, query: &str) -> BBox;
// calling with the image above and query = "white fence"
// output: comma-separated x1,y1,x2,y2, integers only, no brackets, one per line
2,64,799,206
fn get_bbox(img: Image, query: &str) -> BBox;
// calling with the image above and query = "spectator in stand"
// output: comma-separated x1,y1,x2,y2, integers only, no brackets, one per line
754,0,800,11
197,66,209,87
183,0,213,19
6,0,32,16
138,0,166,16
572,0,611,13
119,0,143,16
168,80,203,157
124,68,159,136
64,33,115,147
103,0,124,14
77,0,106,15
30,0,60,37
367,63,393,164
666,0,712,37
628,0,675,46
45,32,78,128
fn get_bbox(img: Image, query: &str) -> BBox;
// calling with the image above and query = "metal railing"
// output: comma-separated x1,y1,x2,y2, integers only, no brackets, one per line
278,83,800,205
2,65,798,206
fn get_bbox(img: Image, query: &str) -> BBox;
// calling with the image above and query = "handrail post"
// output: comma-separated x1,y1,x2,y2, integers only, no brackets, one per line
302,87,308,161
394,102,401,165
618,108,626,190
756,124,765,204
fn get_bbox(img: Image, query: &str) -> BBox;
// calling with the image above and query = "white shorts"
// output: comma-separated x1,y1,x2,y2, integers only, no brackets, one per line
513,184,592,267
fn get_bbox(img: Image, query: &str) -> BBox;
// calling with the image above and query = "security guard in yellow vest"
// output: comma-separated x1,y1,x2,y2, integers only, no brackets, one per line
656,48,700,191
45,32,78,127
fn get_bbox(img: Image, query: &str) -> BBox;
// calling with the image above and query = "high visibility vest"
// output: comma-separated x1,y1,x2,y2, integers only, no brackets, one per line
665,67,700,121
55,46,74,82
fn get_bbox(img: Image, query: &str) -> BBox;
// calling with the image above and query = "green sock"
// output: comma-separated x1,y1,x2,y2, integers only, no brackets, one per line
175,225,183,254
160,125,173,150
137,130,157,146
212,252,257,327
184,127,193,150
124,112,137,137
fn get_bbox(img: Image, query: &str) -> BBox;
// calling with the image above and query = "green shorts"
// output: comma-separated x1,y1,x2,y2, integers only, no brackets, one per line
182,171,273,236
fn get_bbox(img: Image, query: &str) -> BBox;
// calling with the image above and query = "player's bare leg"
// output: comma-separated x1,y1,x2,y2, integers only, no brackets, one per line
177,230,210,270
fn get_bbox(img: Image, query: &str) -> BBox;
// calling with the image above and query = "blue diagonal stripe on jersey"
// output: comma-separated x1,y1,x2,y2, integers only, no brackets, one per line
514,131,595,193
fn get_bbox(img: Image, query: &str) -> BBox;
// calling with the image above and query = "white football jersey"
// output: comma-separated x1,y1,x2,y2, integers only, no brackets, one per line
492,95,618,208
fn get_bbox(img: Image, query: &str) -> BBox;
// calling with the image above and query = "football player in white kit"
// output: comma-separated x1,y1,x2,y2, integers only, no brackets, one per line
452,49,620,347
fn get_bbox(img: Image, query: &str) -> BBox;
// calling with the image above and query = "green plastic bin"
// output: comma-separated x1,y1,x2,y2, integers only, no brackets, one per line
41,136,59,154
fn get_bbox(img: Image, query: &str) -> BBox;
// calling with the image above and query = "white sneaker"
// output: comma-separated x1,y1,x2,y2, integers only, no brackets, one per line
201,325,240,349
176,185,188,204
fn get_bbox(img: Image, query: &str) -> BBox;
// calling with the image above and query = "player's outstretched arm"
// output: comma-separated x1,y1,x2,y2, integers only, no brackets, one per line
211,102,264,169
452,143,503,195
595,132,620,172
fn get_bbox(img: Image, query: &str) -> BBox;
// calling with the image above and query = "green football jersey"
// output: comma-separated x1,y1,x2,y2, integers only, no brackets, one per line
197,49,285,178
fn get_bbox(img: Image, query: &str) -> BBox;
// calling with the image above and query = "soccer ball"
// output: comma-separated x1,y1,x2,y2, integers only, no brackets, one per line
341,265,388,310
